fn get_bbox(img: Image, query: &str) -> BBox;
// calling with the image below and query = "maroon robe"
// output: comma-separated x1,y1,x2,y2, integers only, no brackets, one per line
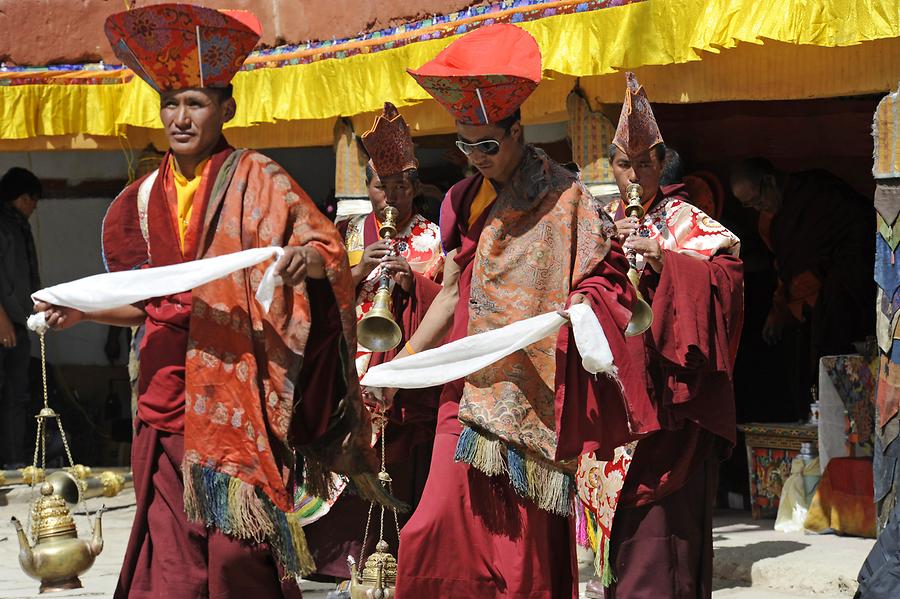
396,169,636,599
304,212,441,580
102,142,345,598
604,192,745,599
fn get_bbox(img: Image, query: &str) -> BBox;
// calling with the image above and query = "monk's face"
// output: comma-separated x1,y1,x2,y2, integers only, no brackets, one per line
731,174,781,213
611,146,663,205
160,88,235,167
367,170,418,224
456,120,524,185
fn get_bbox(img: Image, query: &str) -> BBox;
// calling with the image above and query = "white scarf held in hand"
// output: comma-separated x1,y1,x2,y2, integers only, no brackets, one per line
27,247,285,334
360,303,616,389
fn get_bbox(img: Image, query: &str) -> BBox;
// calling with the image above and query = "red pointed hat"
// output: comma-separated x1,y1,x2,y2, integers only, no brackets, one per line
105,3,261,92
613,72,665,157
408,24,542,125
361,102,418,179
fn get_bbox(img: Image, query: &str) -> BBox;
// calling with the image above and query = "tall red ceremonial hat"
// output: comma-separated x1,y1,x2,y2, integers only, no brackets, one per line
613,72,665,158
408,24,542,125
104,3,262,92
361,102,418,179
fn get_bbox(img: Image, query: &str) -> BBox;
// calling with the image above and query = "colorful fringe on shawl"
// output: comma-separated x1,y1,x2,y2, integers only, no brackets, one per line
454,426,575,517
182,464,316,578
577,500,615,586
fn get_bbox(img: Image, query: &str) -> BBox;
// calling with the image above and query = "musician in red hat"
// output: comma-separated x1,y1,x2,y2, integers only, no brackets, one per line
580,73,743,599
37,5,381,598
302,103,444,599
387,24,643,598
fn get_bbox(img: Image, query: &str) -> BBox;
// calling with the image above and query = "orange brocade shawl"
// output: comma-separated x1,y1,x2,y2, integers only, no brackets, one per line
455,147,620,515
107,148,370,578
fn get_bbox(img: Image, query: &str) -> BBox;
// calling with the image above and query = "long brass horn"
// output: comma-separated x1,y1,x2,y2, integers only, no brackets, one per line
357,206,403,352
623,183,653,337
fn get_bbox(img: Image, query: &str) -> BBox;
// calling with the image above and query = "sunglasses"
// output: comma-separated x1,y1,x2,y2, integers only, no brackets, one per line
455,129,509,156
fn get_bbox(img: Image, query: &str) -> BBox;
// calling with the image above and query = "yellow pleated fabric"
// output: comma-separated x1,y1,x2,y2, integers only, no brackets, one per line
0,0,898,146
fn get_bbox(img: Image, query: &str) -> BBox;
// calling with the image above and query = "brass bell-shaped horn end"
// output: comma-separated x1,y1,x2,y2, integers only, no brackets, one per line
625,296,653,337
357,287,403,353
624,267,653,337
358,312,403,353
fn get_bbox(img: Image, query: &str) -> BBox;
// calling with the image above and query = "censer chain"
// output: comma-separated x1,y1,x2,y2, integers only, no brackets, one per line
357,404,401,566
28,333,96,539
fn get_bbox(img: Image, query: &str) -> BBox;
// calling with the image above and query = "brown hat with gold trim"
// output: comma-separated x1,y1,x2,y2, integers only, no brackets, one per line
613,72,664,158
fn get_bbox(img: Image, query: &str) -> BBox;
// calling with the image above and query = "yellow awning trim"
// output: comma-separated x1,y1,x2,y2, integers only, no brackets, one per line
0,0,898,147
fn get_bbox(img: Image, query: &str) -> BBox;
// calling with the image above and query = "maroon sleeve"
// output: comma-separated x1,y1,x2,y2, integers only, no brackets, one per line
366,271,443,417
102,178,148,273
554,241,659,462
642,251,745,444
290,278,346,445
648,251,744,376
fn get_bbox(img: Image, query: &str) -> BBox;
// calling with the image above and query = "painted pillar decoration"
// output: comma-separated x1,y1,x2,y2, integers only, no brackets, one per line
566,88,618,200
871,84,900,532
333,117,371,223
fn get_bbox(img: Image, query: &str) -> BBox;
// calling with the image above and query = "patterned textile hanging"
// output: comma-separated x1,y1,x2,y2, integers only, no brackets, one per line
334,118,371,223
566,87,617,198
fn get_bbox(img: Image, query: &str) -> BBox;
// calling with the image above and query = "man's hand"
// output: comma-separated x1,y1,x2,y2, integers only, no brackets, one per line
355,241,391,280
624,236,665,272
33,301,85,331
362,386,395,413
558,293,593,320
0,309,16,348
381,255,414,293
276,246,325,285
614,216,640,241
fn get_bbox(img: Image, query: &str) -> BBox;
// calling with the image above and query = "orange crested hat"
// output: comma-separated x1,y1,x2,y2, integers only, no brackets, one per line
104,3,261,92
361,103,418,179
613,72,665,158
408,24,542,125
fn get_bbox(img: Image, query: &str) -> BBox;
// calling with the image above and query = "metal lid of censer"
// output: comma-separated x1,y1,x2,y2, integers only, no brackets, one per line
360,540,398,588
31,482,77,541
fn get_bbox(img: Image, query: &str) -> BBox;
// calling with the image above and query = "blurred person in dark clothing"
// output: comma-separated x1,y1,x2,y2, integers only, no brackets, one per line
0,167,41,468
731,158,874,419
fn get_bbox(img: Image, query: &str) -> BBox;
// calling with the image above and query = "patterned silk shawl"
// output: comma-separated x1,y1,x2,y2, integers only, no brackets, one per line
605,194,741,271
164,150,368,578
455,146,618,515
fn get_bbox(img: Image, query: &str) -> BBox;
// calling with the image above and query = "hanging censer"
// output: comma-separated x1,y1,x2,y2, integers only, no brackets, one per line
10,330,104,593
348,405,399,599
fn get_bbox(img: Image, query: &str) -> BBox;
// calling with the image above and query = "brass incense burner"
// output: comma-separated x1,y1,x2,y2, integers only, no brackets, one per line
11,483,104,593
623,183,653,337
357,205,403,352
348,540,398,599
10,333,105,593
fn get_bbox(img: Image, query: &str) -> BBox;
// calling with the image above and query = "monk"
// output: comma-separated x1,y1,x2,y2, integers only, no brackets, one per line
730,158,874,419
386,24,641,599
303,103,442,599
580,73,743,599
36,5,382,598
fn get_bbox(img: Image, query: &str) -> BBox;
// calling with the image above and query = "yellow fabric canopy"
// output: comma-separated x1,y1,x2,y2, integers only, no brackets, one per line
1,0,898,149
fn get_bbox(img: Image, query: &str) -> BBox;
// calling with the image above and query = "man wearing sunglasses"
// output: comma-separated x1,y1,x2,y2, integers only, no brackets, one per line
385,24,643,599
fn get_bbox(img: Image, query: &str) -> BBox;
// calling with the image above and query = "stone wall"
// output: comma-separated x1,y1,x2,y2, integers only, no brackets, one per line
0,0,483,65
